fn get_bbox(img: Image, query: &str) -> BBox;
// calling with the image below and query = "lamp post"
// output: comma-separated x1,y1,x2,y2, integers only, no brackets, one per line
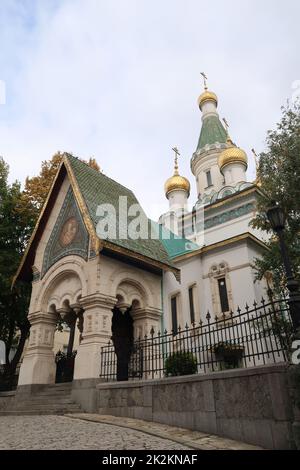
266,203,300,332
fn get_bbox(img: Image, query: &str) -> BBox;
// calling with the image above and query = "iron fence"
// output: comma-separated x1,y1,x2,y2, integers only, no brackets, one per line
100,297,293,381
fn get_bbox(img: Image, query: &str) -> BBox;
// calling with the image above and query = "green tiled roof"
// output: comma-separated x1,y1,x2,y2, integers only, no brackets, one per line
157,224,199,259
66,154,176,268
197,115,227,151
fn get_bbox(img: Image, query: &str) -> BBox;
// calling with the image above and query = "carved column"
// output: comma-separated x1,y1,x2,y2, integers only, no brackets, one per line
73,293,117,380
18,311,57,386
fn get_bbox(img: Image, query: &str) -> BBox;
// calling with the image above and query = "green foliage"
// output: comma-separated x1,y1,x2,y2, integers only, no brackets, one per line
0,157,32,378
251,101,300,293
165,351,197,377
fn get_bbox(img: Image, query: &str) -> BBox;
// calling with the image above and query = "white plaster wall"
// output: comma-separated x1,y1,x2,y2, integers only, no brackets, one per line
223,162,247,186
193,151,224,196
167,190,188,212
163,239,268,331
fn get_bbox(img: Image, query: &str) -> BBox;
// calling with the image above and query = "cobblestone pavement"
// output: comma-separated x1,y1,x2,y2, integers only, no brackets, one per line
67,414,261,450
0,415,261,450
0,415,190,450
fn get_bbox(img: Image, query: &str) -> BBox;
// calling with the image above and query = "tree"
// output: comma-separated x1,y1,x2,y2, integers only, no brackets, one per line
20,152,101,221
0,157,32,382
251,101,300,294
0,152,101,385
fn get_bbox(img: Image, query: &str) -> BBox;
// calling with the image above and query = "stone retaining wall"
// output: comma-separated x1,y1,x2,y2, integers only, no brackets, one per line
96,363,297,449
0,391,15,410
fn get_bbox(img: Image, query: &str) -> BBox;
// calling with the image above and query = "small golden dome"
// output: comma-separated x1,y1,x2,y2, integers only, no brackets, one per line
218,143,248,171
165,174,190,197
198,90,218,110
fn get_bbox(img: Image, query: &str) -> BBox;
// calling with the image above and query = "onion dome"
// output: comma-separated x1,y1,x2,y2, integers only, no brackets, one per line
218,139,248,172
198,90,218,110
165,148,190,197
164,174,190,197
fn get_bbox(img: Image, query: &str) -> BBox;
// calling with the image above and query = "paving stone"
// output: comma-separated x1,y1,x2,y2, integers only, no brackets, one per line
0,414,262,450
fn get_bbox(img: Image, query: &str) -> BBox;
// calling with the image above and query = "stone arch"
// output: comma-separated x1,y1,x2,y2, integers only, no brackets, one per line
36,257,87,312
116,280,145,310
40,270,83,313
108,270,154,308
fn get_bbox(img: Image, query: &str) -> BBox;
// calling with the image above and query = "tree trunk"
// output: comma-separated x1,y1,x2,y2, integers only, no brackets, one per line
5,319,30,378
11,320,30,373
4,319,15,375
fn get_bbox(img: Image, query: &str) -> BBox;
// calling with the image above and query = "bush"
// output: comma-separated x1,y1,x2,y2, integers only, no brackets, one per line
165,351,197,377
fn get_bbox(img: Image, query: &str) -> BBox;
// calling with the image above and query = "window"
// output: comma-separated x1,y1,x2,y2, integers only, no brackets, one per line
218,278,229,313
206,170,212,187
188,286,195,325
171,296,178,335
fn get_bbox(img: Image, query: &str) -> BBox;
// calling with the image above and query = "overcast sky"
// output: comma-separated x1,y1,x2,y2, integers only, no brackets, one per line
0,0,299,219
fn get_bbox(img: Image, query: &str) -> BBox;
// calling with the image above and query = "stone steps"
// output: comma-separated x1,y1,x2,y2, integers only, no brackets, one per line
2,383,82,416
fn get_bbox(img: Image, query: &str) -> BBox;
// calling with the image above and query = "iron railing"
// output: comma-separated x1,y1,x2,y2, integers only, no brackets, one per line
100,297,293,381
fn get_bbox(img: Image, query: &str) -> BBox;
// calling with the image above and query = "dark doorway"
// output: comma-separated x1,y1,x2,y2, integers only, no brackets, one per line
111,307,134,381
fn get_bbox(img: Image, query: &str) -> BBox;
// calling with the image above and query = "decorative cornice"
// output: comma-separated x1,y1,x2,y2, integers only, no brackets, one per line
102,240,181,282
172,232,268,263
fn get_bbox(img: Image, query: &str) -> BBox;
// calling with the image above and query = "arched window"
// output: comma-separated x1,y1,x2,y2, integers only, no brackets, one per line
209,262,233,317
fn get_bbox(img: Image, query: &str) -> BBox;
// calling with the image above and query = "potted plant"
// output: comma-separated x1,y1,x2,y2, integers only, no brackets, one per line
213,342,244,370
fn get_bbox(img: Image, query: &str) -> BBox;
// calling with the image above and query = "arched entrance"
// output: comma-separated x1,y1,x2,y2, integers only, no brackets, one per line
18,268,84,386
111,306,133,381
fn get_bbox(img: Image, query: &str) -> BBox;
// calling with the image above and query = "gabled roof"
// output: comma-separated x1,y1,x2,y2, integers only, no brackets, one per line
14,153,180,284
197,115,227,151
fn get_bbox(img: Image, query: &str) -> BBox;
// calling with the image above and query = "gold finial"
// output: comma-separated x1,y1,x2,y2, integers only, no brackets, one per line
172,146,180,175
200,72,208,91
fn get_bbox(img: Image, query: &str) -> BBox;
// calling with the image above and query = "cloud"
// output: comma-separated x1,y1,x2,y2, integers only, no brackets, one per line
0,0,299,219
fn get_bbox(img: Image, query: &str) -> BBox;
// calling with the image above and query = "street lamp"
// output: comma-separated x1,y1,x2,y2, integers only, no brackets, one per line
266,203,300,331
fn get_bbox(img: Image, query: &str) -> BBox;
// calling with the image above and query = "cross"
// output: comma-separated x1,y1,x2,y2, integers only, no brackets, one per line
200,72,208,90
172,146,180,174
222,117,230,135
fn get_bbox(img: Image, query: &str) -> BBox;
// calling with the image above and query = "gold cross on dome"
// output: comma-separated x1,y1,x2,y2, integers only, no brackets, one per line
172,146,180,174
200,72,208,90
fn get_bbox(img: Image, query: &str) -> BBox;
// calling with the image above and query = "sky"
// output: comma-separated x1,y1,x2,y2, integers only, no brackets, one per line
0,0,299,220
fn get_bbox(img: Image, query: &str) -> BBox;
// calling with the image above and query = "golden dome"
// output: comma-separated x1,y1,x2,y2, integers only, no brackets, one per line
218,143,248,171
165,174,190,197
198,90,218,110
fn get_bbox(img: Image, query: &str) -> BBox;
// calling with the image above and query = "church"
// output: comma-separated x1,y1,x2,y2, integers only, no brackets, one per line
14,80,268,388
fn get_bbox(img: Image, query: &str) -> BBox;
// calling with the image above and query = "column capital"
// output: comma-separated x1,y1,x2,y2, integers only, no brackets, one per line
131,307,162,321
28,310,58,326
79,293,117,311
